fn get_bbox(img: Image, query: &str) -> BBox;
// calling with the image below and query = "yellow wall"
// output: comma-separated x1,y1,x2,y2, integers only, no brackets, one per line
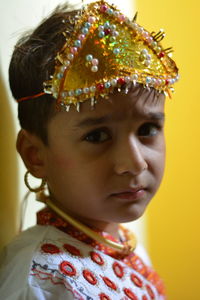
135,0,200,299
0,69,19,250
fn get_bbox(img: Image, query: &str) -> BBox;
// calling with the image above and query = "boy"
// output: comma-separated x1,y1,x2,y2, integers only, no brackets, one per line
0,1,178,299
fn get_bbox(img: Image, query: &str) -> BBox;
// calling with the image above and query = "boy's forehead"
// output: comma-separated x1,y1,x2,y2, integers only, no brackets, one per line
57,90,165,128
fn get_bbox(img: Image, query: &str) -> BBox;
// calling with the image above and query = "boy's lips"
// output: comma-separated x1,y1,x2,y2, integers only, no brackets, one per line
110,187,146,202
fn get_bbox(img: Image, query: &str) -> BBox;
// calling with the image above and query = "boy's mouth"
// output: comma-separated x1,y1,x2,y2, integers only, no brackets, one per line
110,187,146,202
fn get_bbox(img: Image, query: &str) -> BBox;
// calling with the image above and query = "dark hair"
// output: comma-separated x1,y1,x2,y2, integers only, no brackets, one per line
9,4,80,144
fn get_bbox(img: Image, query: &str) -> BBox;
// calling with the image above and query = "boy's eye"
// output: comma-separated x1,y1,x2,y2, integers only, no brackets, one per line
84,128,111,143
138,123,161,137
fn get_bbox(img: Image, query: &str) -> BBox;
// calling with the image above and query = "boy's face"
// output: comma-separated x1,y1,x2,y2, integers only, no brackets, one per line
42,88,165,230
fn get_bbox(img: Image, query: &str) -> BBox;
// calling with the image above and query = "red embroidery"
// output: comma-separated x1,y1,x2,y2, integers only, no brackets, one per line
146,284,155,299
41,243,60,254
142,295,148,300
99,293,111,300
83,269,97,285
123,288,138,300
90,251,104,265
130,273,143,288
102,276,117,290
59,261,76,276
63,244,81,256
112,262,124,278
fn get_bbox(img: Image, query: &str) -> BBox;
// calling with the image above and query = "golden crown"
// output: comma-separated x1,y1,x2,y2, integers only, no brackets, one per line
19,0,179,111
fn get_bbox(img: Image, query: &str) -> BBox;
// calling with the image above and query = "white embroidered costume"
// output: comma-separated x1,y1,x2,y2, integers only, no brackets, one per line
0,208,166,300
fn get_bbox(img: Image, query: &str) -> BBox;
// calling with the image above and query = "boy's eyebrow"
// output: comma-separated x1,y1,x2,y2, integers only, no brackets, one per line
74,112,165,128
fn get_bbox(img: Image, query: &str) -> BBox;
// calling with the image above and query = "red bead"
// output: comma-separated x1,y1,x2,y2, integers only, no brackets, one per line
112,262,124,278
83,269,97,285
104,29,111,35
165,79,170,85
63,244,81,257
41,243,60,254
117,78,126,85
100,5,108,12
130,273,143,288
101,276,117,290
97,83,104,91
123,288,138,300
145,284,155,299
158,52,165,58
59,261,76,276
99,293,111,300
90,251,104,265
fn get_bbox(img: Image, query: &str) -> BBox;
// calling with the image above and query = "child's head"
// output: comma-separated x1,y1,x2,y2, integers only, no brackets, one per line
10,1,178,228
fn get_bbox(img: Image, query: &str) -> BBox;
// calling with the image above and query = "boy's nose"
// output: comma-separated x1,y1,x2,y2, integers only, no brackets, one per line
114,136,148,176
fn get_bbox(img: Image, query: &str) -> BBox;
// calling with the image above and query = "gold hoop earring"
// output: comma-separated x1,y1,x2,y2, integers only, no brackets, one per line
24,170,46,193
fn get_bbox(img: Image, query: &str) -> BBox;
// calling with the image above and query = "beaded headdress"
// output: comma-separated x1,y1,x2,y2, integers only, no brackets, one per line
18,0,179,111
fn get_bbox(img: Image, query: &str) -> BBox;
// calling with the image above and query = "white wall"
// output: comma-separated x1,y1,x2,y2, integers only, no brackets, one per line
0,0,147,246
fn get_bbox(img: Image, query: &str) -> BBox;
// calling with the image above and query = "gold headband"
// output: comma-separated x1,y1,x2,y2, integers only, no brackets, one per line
18,0,179,111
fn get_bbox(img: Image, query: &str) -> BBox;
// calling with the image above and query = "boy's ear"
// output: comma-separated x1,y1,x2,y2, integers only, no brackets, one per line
16,129,47,179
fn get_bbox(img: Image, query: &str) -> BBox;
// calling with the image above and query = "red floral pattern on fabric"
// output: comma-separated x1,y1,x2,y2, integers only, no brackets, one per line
123,288,138,300
142,295,148,300
90,251,104,265
41,243,60,254
99,293,111,300
37,207,166,296
63,243,82,256
130,273,143,288
112,261,124,278
59,261,76,277
146,284,155,299
83,269,97,285
101,276,117,290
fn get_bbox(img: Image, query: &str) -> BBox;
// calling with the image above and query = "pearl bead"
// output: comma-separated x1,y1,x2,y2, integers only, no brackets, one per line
104,82,111,88
84,22,91,29
64,60,70,66
60,66,67,72
91,66,98,72
90,86,96,92
113,48,120,55
88,16,96,23
99,31,105,38
112,30,119,37
131,74,138,81
125,76,131,83
78,34,85,41
138,27,144,34
104,21,110,29
132,23,138,30
83,87,90,94
111,79,117,86
110,24,116,31
81,27,89,35
98,25,104,31
67,53,74,60
74,40,81,47
118,14,126,22
114,11,120,17
146,54,151,60
68,90,74,96
56,73,63,79
70,47,78,54
146,76,152,84
141,49,148,55
86,54,93,61
107,8,113,15
75,88,82,96
92,58,99,66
